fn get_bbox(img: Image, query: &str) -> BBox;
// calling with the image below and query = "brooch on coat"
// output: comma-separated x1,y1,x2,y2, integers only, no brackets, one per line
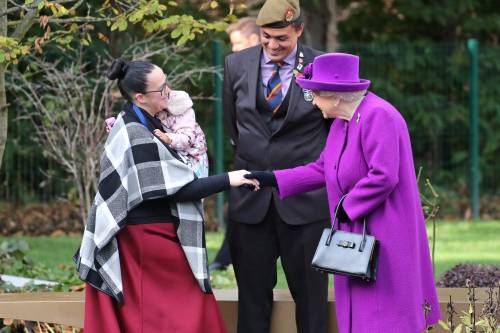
293,52,314,102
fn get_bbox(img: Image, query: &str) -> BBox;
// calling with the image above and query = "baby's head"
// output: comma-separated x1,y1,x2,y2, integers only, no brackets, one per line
167,90,193,116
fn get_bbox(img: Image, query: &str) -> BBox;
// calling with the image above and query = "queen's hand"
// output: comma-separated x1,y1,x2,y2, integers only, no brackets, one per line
228,170,260,191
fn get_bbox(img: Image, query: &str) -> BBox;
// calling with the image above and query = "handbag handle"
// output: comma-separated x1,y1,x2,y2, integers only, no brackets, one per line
326,195,369,252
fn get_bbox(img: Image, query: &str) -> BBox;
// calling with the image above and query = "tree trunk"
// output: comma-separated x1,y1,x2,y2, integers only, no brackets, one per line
326,0,339,51
301,0,339,52
0,0,7,169
0,4,36,169
0,65,6,171
302,1,329,51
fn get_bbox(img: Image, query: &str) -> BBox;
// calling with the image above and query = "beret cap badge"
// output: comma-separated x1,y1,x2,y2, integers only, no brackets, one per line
284,8,295,22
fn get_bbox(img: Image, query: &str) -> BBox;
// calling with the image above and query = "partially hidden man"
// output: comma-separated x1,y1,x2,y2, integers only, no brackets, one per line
223,0,330,332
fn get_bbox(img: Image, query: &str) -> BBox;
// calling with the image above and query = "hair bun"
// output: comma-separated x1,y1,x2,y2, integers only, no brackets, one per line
107,58,128,80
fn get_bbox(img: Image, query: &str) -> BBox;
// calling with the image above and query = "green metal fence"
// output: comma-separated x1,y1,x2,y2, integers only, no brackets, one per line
0,109,70,203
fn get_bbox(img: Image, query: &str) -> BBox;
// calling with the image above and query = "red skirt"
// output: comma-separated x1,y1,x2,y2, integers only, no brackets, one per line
84,222,227,333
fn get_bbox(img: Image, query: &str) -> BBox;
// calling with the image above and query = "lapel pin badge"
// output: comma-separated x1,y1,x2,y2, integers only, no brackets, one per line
303,89,314,102
356,113,361,123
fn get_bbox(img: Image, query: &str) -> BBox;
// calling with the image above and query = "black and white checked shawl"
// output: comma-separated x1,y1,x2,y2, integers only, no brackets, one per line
74,109,211,304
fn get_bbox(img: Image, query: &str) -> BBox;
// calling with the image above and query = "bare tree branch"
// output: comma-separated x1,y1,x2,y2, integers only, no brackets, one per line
11,53,114,223
49,16,110,24
0,0,78,17
11,8,37,40
9,35,218,223
68,0,84,12
48,1,140,24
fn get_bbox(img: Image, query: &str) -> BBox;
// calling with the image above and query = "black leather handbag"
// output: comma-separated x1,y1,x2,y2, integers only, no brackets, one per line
311,195,379,282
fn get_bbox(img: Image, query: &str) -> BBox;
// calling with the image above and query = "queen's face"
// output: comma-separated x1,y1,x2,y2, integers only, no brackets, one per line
134,66,172,116
312,92,341,119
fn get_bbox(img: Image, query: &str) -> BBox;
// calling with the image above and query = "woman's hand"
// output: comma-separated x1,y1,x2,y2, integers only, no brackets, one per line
154,129,172,145
228,170,260,191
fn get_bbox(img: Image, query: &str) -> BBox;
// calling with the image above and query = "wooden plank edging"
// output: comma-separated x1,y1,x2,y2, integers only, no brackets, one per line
0,288,490,332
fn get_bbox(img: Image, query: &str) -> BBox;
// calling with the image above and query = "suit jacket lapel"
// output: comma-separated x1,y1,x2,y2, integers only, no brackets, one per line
247,46,272,136
247,46,262,114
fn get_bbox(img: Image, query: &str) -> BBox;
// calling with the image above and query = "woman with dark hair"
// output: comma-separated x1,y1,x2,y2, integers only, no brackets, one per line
74,59,258,332
245,53,441,332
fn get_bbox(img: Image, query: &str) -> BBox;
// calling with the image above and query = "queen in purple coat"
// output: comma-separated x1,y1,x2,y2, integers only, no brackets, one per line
245,53,441,332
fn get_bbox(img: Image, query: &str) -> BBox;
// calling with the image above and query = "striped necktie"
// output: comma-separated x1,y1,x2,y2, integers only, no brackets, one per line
266,62,283,113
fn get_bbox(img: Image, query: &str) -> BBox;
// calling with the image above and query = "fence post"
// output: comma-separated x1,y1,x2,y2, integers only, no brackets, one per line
212,40,225,227
467,38,480,220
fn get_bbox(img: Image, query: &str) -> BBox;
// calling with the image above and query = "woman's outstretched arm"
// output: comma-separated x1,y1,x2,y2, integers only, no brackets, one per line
172,170,258,202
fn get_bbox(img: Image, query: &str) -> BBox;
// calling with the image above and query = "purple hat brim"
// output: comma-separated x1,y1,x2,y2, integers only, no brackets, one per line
296,78,371,92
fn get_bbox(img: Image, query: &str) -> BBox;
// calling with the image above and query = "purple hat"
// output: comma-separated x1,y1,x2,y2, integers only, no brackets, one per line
296,53,370,92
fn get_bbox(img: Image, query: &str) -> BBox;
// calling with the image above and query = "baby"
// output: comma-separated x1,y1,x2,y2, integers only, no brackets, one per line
153,90,209,178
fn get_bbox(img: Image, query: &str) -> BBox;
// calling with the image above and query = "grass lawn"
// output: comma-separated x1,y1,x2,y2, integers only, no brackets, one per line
428,220,500,278
1,220,499,289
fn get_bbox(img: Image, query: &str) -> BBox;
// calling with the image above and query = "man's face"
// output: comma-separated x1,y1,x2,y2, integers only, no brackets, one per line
260,24,303,62
229,31,260,52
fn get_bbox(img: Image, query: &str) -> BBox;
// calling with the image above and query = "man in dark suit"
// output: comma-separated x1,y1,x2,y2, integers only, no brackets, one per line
223,0,330,332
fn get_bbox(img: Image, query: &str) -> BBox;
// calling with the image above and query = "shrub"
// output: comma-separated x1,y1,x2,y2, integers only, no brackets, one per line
437,263,500,288
0,202,81,236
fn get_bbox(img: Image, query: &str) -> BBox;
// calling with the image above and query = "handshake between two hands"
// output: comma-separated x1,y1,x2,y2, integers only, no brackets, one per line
227,170,277,191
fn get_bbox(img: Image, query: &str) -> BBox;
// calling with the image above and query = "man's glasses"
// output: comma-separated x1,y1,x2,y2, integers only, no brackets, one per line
144,82,170,99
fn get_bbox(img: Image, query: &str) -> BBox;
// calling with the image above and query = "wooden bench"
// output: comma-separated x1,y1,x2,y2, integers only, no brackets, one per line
0,288,489,332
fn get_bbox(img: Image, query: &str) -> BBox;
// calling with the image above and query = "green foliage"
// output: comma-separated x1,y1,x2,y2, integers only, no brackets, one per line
418,171,440,271
337,0,500,44
0,239,81,293
210,265,237,289
0,1,230,64
0,37,30,65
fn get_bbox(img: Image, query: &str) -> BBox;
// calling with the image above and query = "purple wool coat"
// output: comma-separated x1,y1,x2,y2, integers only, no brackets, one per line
274,92,441,333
